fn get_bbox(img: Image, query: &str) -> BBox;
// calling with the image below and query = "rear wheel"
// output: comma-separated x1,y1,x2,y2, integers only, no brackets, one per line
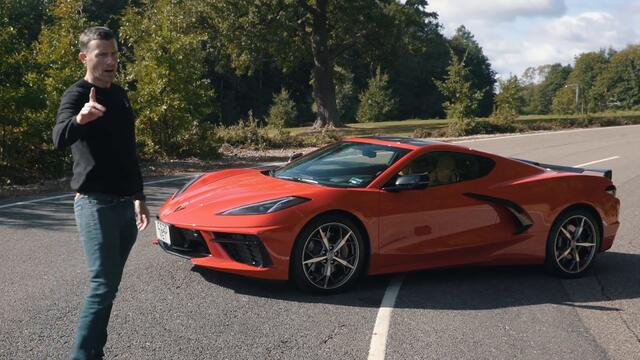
291,215,365,293
545,209,600,278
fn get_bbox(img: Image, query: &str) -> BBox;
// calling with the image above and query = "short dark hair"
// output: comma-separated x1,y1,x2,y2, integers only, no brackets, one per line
79,27,115,51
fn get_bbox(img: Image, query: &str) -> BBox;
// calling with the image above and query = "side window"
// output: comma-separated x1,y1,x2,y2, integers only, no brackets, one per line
454,152,495,182
399,151,495,186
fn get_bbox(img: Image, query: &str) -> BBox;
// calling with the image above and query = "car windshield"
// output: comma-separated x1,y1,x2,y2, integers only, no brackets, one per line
272,141,411,188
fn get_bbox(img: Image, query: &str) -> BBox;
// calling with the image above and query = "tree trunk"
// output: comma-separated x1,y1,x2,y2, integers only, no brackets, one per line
309,0,340,129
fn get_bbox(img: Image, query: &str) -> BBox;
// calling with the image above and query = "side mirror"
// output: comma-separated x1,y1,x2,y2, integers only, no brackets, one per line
288,152,303,163
383,173,430,192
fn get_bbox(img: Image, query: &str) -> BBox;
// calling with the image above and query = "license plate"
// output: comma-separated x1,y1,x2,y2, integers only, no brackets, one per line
155,221,171,245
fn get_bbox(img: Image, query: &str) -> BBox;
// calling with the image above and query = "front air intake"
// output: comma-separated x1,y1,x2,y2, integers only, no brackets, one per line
213,233,273,268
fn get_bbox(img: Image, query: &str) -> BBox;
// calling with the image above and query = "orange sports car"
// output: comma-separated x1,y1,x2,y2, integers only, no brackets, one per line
154,137,620,293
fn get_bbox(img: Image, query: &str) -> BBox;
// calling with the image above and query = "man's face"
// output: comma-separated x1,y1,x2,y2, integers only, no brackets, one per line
80,39,119,87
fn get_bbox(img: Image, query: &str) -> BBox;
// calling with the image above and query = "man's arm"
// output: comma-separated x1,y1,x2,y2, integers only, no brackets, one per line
52,87,106,149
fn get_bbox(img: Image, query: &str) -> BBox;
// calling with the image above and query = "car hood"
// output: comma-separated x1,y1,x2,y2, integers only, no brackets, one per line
160,169,319,219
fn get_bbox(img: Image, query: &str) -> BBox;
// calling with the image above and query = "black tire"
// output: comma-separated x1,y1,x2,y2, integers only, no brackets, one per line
545,209,601,278
290,214,366,293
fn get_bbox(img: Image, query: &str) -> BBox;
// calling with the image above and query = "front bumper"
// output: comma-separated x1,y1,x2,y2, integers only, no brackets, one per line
154,224,292,280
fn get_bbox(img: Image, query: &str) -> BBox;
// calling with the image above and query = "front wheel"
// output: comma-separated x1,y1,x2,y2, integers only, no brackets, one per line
290,215,366,293
545,209,601,278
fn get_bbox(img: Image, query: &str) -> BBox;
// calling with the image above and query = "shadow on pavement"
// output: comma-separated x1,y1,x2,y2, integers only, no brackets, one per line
0,180,186,231
194,251,640,310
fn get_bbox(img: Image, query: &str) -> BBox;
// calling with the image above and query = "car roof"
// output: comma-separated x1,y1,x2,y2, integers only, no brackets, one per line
345,136,448,149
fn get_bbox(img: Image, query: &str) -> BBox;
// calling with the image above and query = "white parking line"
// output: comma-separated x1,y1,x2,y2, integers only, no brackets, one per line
573,156,620,168
453,124,640,143
368,275,404,360
0,175,194,210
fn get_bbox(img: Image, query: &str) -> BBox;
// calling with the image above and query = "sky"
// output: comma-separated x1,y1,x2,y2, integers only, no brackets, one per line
428,0,640,80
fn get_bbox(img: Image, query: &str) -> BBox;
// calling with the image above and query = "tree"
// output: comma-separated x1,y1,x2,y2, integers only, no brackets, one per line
208,0,409,128
356,67,397,122
120,0,216,157
449,25,496,117
493,75,524,123
591,45,640,111
32,0,87,120
20,0,88,178
551,87,577,114
333,65,358,123
529,63,572,114
435,49,483,135
365,0,448,119
552,51,609,114
267,88,298,128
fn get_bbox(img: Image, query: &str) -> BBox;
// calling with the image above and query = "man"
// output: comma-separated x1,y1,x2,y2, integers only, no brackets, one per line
52,26,150,360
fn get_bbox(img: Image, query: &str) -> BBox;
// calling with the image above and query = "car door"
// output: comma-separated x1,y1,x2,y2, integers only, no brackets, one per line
378,151,515,263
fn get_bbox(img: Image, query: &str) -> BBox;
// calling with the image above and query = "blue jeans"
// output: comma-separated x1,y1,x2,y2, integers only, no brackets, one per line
72,193,138,360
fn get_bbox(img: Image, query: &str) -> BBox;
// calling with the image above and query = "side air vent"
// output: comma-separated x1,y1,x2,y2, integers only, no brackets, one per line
463,193,534,234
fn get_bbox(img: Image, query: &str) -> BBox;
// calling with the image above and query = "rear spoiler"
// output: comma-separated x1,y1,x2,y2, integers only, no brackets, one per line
514,158,612,180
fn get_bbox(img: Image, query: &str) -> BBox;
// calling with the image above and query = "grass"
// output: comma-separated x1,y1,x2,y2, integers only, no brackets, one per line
284,110,640,138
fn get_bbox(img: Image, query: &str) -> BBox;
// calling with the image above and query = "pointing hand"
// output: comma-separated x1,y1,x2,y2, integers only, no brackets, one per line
76,87,107,125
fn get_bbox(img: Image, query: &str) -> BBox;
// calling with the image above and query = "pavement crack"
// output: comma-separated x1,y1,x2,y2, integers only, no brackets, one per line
594,267,640,345
321,324,346,345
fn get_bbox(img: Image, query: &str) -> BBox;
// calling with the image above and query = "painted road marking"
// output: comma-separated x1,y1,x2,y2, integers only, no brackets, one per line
453,124,640,143
574,156,620,168
0,175,194,210
368,275,404,360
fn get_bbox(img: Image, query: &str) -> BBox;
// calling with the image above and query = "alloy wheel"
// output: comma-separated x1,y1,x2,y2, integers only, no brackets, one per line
301,222,360,290
553,215,598,274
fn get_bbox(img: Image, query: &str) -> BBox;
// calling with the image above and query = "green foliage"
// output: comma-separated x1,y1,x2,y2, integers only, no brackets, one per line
371,0,448,120
356,67,397,123
435,50,483,135
551,86,577,114
521,63,572,114
333,66,358,123
2,0,87,183
120,0,216,158
267,89,297,128
215,111,267,149
207,0,417,127
591,45,640,111
493,75,524,124
571,51,609,113
215,110,309,149
299,128,343,147
412,127,436,138
33,0,87,114
551,51,609,114
449,25,496,117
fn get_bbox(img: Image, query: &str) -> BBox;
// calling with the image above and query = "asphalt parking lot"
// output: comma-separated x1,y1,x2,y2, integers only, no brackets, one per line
1,125,639,360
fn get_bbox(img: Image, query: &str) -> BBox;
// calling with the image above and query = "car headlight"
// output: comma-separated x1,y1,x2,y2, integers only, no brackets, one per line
173,174,204,198
219,196,310,215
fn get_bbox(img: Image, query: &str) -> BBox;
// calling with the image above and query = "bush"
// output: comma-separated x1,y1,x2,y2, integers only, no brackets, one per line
412,128,433,138
214,111,267,149
215,110,313,149
356,67,397,122
470,120,520,134
266,89,298,128
446,118,476,136
492,75,524,125
299,128,343,147
177,121,220,159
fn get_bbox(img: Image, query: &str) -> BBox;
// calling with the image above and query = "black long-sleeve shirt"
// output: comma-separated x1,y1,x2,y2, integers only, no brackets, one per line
52,79,144,200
